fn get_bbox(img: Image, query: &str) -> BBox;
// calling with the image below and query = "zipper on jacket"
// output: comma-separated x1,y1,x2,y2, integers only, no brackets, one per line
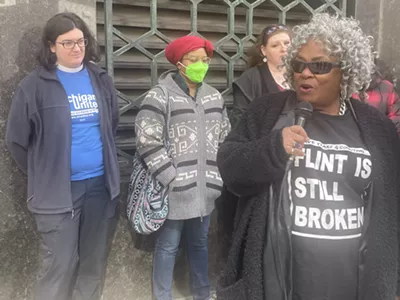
62,81,74,215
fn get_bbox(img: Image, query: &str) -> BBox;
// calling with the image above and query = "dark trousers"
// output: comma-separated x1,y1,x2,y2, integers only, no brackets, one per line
32,175,116,300
152,216,211,300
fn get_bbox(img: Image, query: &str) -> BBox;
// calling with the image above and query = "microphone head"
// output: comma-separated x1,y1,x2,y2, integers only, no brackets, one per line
295,101,313,119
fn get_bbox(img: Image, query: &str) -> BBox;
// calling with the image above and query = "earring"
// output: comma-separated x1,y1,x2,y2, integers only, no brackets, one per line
340,89,347,102
263,57,267,63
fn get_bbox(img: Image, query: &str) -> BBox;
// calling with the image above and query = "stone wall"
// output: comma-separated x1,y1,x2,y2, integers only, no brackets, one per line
376,0,400,87
0,2,57,299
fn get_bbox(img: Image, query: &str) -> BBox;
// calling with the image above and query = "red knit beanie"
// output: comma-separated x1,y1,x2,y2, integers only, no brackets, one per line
165,35,214,65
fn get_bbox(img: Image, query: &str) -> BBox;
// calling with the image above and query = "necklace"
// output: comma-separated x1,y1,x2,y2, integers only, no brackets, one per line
274,75,289,90
339,100,347,116
269,67,289,89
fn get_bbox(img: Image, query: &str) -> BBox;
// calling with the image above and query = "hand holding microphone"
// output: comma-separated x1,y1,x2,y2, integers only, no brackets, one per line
282,102,313,157
282,126,309,157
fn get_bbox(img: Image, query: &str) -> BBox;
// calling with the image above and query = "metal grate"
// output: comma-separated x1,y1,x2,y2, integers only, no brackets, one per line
96,0,355,179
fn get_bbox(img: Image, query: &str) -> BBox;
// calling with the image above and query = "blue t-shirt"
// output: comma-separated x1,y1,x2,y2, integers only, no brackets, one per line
57,67,104,181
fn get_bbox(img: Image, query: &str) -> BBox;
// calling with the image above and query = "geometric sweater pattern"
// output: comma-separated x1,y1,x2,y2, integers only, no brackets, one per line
135,70,231,220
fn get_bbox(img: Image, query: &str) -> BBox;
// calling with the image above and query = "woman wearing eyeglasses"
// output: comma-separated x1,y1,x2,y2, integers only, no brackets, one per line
135,35,230,300
6,12,119,300
216,13,400,300
230,24,291,127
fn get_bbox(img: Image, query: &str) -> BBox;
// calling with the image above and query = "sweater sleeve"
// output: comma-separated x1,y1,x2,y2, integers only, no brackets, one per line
217,104,288,197
5,87,31,174
219,103,231,144
135,87,176,187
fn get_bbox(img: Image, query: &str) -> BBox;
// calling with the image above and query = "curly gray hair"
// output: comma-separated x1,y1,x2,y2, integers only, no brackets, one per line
283,13,375,100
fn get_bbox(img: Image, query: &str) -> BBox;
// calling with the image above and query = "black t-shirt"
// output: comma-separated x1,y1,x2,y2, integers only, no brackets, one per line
290,110,372,300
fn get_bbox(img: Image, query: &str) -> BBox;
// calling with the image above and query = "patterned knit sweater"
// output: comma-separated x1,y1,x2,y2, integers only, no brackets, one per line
135,70,231,220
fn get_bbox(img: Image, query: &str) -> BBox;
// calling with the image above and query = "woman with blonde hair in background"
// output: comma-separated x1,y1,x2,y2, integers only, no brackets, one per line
231,24,291,126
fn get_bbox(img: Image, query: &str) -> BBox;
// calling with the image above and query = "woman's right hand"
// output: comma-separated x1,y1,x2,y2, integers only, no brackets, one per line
282,125,310,157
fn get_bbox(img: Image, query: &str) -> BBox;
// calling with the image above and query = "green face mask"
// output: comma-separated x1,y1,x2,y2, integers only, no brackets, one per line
181,61,209,83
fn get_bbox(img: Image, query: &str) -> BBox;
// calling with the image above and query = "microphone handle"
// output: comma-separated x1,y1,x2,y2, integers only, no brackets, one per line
288,116,307,163
296,116,306,127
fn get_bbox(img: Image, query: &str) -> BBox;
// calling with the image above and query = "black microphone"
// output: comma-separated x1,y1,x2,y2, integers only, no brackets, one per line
287,102,313,164
295,101,313,127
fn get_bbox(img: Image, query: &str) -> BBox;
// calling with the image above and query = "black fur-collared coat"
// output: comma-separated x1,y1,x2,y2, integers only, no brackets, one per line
216,90,400,300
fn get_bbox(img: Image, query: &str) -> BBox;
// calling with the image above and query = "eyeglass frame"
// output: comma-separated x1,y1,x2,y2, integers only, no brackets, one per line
56,38,88,49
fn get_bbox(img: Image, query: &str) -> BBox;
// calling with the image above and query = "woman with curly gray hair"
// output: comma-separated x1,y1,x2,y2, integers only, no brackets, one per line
216,13,400,300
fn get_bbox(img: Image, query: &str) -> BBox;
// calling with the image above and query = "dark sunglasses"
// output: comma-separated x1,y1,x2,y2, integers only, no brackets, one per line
292,59,341,75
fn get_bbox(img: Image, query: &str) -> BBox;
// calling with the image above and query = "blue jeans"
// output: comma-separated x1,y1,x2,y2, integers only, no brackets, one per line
152,215,211,300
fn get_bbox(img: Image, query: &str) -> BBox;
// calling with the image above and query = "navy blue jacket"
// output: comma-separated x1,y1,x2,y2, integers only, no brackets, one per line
6,63,120,214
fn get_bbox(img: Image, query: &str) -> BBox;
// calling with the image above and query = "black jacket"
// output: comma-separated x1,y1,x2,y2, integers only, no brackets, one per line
216,90,400,300
231,65,280,127
215,64,281,254
6,63,120,214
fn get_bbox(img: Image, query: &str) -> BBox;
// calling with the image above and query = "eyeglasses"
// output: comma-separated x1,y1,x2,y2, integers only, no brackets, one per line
182,56,211,65
291,59,341,75
57,38,88,49
266,24,288,36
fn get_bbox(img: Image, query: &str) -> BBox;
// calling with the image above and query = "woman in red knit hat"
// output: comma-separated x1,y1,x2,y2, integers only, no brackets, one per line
135,35,231,300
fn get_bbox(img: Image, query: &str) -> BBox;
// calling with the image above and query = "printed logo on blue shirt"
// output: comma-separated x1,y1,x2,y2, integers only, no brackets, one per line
68,93,99,123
